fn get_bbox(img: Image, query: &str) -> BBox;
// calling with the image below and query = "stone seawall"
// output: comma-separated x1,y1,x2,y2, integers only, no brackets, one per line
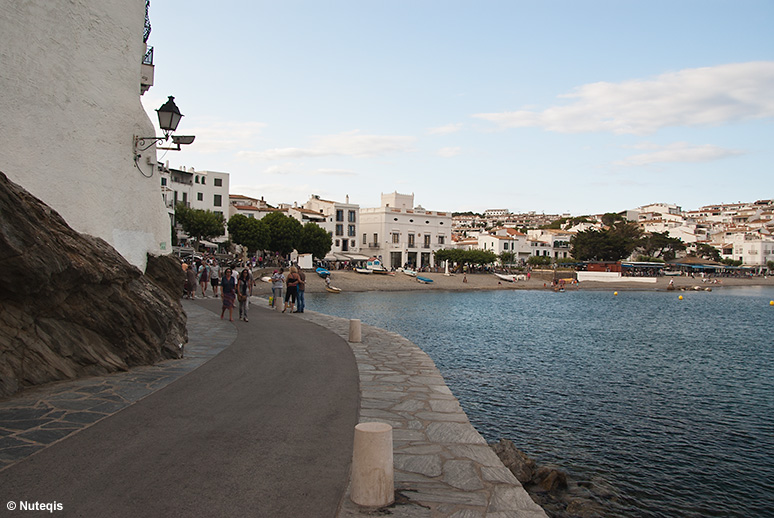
290,305,548,517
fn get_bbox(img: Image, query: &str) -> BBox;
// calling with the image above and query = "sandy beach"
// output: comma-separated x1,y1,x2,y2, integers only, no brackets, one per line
250,268,774,295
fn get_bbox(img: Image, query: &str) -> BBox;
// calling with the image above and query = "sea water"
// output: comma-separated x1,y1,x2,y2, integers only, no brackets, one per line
306,286,774,518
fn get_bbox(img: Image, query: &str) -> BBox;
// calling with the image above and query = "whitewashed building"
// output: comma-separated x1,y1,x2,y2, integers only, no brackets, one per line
1,0,171,270
303,195,364,260
359,192,452,269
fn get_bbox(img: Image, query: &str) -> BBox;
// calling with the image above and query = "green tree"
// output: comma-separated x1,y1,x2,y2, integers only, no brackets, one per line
601,212,625,227
175,203,225,250
527,255,552,266
694,243,722,262
639,232,686,261
298,222,332,260
261,212,303,257
499,251,516,265
570,225,639,262
227,214,270,255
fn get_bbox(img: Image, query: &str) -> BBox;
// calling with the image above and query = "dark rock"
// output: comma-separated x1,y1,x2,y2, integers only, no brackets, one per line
0,171,186,399
534,465,569,493
490,438,536,483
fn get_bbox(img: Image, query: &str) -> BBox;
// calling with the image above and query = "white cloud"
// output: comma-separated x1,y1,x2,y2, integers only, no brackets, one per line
474,61,774,135
240,130,416,160
428,123,463,135
613,142,744,166
437,147,462,157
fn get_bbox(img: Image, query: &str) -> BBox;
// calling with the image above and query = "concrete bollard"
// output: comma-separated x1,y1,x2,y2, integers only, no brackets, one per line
349,319,362,343
350,422,394,507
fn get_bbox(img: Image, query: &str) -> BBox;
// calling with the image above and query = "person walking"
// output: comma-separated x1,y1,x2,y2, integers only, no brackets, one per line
237,268,253,322
185,261,197,299
198,261,210,298
283,266,301,313
210,260,221,298
271,268,285,308
296,267,306,313
220,267,236,321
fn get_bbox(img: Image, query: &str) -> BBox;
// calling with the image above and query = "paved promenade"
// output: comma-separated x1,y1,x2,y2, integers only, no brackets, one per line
1,297,546,517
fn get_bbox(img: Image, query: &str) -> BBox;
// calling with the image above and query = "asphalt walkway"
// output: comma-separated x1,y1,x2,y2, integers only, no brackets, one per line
0,299,359,517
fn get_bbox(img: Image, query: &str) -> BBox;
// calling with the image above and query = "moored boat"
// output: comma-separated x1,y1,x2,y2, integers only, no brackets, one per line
316,267,331,278
494,273,516,282
355,267,372,274
416,276,433,284
325,285,342,293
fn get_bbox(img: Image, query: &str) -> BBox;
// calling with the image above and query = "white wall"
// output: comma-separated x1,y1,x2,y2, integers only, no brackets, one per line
0,0,170,271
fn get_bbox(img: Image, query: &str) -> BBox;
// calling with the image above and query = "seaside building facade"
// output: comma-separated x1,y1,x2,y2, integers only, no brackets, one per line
1,0,171,270
359,192,452,269
303,194,364,260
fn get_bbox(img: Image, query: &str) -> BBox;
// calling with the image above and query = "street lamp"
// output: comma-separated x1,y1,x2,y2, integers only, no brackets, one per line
134,96,195,153
134,96,195,177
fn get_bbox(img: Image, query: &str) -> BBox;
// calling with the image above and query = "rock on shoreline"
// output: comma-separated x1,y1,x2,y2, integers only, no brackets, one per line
491,438,620,518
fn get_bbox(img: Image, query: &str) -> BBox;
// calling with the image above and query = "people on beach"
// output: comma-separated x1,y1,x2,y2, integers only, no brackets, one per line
283,266,301,313
220,267,236,321
271,268,285,308
237,268,253,321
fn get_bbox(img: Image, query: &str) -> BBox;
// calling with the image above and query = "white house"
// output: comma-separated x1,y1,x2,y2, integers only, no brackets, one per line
359,192,452,269
303,194,364,260
1,0,171,270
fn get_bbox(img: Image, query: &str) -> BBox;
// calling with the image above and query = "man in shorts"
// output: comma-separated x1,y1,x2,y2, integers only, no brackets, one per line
210,259,221,298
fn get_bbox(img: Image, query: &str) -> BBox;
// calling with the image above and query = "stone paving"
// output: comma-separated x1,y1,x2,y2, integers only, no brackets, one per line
288,305,548,518
1,298,546,517
0,303,234,471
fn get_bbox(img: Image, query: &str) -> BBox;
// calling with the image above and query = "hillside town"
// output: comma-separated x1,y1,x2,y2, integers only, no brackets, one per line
160,164,774,271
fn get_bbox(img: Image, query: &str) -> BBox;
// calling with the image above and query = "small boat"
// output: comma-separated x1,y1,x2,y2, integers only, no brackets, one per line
316,267,331,278
402,269,417,277
416,276,433,284
494,273,516,282
355,267,372,274
261,276,272,283
325,285,342,293
366,257,389,274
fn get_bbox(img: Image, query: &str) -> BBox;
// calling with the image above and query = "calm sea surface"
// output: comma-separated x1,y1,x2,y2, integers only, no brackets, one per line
306,286,774,518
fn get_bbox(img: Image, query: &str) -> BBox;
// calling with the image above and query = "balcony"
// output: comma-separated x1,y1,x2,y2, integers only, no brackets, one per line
141,45,154,94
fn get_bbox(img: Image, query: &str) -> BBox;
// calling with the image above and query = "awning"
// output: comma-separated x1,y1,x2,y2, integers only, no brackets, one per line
323,253,350,262
342,253,371,261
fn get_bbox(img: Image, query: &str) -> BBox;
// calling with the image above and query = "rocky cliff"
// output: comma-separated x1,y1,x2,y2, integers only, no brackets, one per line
0,171,187,399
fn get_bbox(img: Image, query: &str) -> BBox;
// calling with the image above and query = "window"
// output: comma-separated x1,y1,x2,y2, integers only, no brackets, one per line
214,194,222,207
348,210,356,222
363,233,367,245
214,178,222,187
438,235,445,245
182,192,188,204
195,175,199,183
504,242,509,250
392,233,400,244
335,224,343,236
161,178,167,186
373,233,378,245
423,235,431,248
335,239,340,246
336,209,344,222
197,192,203,201
408,234,415,247
201,177,206,185
348,225,356,237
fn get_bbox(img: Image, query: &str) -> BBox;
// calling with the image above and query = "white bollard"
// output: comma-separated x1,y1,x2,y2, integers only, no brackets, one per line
350,422,394,507
349,319,362,343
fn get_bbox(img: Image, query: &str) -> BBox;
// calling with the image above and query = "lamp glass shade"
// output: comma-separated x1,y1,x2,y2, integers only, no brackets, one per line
156,96,183,133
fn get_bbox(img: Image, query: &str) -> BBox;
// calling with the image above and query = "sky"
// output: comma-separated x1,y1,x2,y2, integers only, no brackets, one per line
142,0,774,216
